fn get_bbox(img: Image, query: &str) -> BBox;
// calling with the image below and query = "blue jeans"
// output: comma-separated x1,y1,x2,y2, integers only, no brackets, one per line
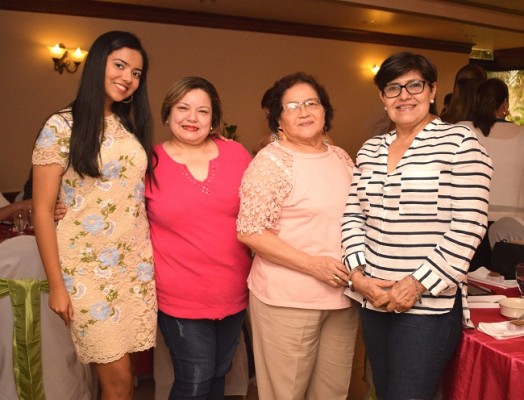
360,292,462,400
158,309,246,400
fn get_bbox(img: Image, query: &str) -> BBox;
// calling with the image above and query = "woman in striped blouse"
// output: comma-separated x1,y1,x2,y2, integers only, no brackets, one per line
341,52,492,400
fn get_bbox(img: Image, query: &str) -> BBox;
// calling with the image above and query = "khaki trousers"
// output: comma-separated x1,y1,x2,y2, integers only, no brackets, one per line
249,292,359,400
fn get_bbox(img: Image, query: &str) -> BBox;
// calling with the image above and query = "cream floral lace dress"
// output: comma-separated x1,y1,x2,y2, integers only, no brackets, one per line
32,109,157,364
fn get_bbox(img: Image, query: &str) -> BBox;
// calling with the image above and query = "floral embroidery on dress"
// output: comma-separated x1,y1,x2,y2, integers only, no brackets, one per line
32,110,156,364
237,142,293,235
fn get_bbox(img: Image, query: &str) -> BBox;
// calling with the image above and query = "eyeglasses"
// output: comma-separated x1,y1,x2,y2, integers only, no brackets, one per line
383,80,428,98
282,98,322,113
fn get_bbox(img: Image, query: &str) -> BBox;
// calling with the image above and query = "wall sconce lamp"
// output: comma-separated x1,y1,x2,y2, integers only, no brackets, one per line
371,64,380,75
48,43,88,74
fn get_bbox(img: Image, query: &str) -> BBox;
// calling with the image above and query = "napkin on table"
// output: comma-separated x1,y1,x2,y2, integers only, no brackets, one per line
467,267,518,289
467,295,506,309
477,321,524,340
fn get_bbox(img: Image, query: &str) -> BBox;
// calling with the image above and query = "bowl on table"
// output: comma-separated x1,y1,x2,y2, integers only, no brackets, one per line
499,297,524,319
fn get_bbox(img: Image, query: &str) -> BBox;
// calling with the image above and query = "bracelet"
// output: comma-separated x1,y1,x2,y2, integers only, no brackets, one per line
408,274,423,303
348,265,366,292
349,265,365,279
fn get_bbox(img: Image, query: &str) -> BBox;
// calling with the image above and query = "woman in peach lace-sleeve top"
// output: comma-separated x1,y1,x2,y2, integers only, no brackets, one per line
236,72,358,400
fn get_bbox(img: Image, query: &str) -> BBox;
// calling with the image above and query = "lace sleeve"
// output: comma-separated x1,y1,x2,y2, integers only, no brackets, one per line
237,144,293,235
331,145,354,167
32,111,72,168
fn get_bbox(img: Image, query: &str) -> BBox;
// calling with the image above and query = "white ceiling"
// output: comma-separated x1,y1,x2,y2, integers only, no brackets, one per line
91,0,524,51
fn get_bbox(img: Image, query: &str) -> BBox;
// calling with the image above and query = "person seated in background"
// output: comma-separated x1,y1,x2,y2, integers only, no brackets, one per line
0,192,32,221
439,92,452,117
461,78,524,247
22,168,33,200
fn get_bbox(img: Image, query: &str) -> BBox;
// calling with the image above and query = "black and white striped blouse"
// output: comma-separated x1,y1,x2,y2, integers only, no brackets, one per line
342,118,493,318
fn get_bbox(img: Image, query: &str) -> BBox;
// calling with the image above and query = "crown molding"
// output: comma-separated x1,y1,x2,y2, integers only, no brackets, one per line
0,0,473,53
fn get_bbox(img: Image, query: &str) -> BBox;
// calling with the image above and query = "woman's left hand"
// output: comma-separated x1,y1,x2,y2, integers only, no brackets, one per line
375,276,424,313
54,200,67,221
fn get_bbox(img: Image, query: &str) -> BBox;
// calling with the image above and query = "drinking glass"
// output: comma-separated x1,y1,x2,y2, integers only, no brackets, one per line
13,212,28,235
27,208,34,229
516,263,524,297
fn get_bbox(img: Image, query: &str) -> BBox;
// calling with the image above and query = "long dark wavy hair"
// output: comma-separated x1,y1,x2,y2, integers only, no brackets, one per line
472,78,509,136
68,31,154,179
440,63,487,123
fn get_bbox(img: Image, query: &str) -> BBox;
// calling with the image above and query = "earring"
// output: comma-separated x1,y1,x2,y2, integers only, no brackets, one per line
430,99,435,104
121,95,133,104
384,106,387,111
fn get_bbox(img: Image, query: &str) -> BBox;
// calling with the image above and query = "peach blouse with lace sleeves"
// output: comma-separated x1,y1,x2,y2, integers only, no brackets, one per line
237,143,294,235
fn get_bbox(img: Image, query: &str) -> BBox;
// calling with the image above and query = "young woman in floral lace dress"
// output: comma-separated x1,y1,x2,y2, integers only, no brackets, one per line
32,31,157,400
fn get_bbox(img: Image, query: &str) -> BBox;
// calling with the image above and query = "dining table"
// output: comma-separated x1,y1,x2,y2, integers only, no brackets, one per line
443,305,524,400
0,221,33,243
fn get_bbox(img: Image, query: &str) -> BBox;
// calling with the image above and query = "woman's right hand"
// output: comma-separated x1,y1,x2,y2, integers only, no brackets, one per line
306,255,351,288
352,273,395,306
48,285,74,326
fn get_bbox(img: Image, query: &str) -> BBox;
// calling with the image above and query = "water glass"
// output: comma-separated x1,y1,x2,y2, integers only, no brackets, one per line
516,263,524,297
27,208,34,229
13,212,28,235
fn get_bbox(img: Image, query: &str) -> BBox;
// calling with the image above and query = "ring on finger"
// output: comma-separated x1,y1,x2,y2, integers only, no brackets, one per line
394,309,402,314
333,275,342,284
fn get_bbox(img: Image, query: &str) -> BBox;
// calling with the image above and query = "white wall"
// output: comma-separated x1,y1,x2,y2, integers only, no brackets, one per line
0,10,468,191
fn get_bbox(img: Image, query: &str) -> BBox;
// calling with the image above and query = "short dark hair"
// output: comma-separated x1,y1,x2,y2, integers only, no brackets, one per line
266,72,334,133
374,52,437,93
161,76,222,136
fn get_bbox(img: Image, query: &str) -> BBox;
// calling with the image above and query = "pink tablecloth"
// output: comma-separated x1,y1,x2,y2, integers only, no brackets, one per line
443,307,524,400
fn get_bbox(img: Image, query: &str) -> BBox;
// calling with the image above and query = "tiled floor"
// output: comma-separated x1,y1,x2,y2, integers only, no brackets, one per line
133,377,259,400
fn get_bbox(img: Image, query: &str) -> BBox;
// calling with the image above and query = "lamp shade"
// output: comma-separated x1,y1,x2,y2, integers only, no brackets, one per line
69,47,88,63
48,44,67,59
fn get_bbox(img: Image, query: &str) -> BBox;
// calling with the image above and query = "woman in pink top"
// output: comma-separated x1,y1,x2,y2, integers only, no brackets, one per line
146,77,252,399
237,72,358,400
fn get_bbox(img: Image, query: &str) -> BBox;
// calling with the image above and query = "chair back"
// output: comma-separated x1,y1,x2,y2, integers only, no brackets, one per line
0,236,97,399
